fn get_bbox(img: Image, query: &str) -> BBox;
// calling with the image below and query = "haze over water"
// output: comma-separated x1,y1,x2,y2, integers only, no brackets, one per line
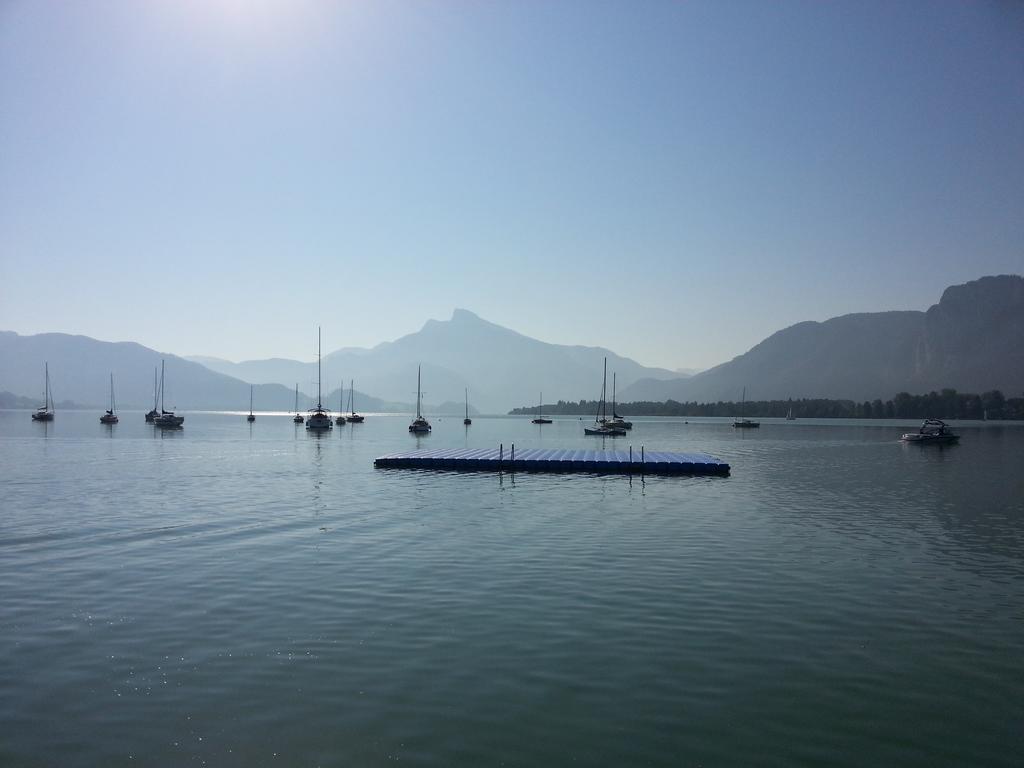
2,412,1021,766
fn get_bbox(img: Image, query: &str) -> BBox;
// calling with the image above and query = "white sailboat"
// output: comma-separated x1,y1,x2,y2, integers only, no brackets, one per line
153,360,184,427
100,373,119,424
306,327,333,431
31,362,55,421
585,358,625,436
408,365,431,433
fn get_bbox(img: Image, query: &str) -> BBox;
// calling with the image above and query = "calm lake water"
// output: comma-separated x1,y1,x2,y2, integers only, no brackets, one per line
1,411,1022,767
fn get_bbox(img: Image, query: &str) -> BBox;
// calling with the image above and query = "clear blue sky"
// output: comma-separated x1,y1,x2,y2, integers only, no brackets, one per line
1,0,1021,369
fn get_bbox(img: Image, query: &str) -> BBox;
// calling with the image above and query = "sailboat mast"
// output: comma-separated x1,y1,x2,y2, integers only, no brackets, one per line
44,362,49,410
160,360,165,411
612,373,616,417
465,388,469,420
416,365,422,418
539,392,542,419
110,373,115,412
317,327,322,409
602,358,608,421
350,379,354,414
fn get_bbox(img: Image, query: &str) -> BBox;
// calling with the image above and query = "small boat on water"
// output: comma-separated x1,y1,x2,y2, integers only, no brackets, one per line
463,388,472,425
733,387,760,428
901,418,959,444
153,360,184,428
247,385,256,422
145,367,159,422
786,407,796,421
100,373,119,424
346,380,364,423
531,392,552,424
585,358,626,436
409,365,431,433
335,383,346,425
32,362,55,422
292,384,304,424
602,373,632,430
306,327,333,431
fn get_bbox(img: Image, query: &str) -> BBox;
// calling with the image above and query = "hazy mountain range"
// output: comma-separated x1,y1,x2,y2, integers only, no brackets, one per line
1,275,1020,412
619,274,1024,403
0,333,410,413
187,309,680,414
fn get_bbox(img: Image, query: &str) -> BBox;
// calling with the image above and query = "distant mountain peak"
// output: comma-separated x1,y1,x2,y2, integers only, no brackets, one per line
450,308,482,322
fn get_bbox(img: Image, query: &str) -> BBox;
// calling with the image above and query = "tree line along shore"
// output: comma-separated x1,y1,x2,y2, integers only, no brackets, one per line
509,389,1024,420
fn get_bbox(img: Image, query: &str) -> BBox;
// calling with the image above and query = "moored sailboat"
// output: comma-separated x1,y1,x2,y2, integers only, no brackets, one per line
100,373,119,424
335,382,346,425
463,388,472,425
31,362,55,422
153,360,184,428
305,327,333,431
603,373,632,430
346,380,364,423
145,367,159,422
247,385,256,422
732,387,759,428
531,392,552,424
585,358,625,436
408,365,431,433
293,384,304,423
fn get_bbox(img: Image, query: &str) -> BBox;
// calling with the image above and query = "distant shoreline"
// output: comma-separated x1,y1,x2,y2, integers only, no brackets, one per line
509,390,1024,421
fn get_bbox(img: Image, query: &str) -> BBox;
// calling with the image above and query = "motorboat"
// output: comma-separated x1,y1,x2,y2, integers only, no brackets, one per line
31,362,55,422
409,365,431,433
901,418,959,444
305,328,333,431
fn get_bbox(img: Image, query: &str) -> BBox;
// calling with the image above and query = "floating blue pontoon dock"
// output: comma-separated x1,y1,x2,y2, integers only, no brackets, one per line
374,447,730,476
